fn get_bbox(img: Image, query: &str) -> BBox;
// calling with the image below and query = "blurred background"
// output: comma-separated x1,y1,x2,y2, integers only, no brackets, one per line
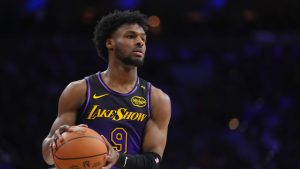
1,0,300,168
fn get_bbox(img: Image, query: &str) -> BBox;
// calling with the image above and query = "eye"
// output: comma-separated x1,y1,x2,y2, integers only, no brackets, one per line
126,35,135,39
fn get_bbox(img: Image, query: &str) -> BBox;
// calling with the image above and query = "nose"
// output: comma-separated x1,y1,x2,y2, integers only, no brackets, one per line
136,37,145,47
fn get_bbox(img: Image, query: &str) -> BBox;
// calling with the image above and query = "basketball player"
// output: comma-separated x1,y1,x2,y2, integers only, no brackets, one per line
42,10,171,169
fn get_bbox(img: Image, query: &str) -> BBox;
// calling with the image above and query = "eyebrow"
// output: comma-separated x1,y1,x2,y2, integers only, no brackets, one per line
125,31,146,36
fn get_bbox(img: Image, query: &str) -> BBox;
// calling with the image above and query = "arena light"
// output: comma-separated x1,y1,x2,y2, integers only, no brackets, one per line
210,0,226,9
148,15,160,28
117,0,140,9
25,0,47,13
229,118,239,130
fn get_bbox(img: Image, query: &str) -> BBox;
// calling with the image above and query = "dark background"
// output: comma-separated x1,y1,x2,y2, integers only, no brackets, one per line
1,0,300,168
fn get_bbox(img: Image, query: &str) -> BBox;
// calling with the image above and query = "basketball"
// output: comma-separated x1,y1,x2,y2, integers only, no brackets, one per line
53,126,107,169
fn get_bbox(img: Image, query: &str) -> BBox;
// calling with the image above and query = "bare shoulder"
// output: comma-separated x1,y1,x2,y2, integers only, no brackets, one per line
61,79,86,96
67,79,86,89
150,85,171,121
58,79,87,113
151,85,171,104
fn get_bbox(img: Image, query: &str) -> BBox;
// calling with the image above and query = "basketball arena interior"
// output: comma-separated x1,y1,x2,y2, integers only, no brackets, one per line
1,0,300,168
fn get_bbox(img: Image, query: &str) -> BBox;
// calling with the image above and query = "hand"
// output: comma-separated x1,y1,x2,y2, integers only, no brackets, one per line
50,124,88,151
101,135,120,169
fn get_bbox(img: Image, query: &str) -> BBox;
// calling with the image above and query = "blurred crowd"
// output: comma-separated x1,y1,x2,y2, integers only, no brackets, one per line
1,0,300,169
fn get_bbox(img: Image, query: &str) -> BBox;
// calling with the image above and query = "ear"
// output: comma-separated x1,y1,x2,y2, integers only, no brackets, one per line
106,38,114,50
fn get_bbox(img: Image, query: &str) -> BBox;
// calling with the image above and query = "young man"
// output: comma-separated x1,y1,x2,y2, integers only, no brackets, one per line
42,10,171,169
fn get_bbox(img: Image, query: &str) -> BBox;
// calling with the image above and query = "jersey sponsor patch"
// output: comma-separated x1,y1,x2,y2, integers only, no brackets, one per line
131,96,147,108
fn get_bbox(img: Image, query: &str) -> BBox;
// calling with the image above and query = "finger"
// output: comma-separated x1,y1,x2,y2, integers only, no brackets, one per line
101,135,113,151
61,125,72,132
101,135,115,155
51,139,56,148
52,142,56,150
54,129,64,143
57,125,71,142
78,124,88,128
102,154,114,169
67,126,76,132
49,142,55,152
50,141,57,156
102,163,114,169
105,154,113,163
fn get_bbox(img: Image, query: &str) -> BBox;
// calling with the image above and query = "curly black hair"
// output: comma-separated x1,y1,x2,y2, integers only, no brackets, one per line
93,10,148,61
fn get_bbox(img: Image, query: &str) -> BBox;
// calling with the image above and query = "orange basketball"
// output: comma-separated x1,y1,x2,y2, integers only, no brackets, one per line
53,126,107,169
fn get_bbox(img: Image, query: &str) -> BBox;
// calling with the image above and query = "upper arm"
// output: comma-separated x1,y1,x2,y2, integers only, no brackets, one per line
47,79,87,137
142,85,171,158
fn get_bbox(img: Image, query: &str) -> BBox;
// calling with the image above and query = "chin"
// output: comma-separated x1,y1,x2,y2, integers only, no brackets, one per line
123,57,144,67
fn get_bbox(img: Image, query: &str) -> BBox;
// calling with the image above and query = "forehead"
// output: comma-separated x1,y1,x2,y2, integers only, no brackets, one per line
113,24,146,36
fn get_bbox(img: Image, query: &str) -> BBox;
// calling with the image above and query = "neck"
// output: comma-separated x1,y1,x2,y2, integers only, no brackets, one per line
104,59,138,86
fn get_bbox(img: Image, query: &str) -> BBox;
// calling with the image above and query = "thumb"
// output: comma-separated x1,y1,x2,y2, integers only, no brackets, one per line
102,163,114,169
101,135,113,151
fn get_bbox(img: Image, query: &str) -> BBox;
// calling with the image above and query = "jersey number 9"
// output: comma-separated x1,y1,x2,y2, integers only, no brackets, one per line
110,128,128,153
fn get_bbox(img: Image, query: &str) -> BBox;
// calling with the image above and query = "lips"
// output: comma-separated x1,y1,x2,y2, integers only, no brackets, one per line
132,48,144,57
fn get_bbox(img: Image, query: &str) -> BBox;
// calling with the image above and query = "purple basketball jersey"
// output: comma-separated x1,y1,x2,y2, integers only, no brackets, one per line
78,72,151,168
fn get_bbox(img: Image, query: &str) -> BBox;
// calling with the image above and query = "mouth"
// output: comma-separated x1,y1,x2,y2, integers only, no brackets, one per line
132,49,144,57
133,51,143,57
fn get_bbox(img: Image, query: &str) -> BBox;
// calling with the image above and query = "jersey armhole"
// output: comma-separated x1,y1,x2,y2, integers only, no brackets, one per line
147,82,151,118
81,77,91,116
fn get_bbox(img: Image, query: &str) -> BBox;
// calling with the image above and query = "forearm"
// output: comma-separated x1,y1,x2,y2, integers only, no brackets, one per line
115,152,161,169
42,137,54,165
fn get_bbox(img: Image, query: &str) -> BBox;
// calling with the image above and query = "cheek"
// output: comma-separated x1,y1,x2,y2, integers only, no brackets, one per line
116,39,129,48
117,40,132,52
115,43,131,56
